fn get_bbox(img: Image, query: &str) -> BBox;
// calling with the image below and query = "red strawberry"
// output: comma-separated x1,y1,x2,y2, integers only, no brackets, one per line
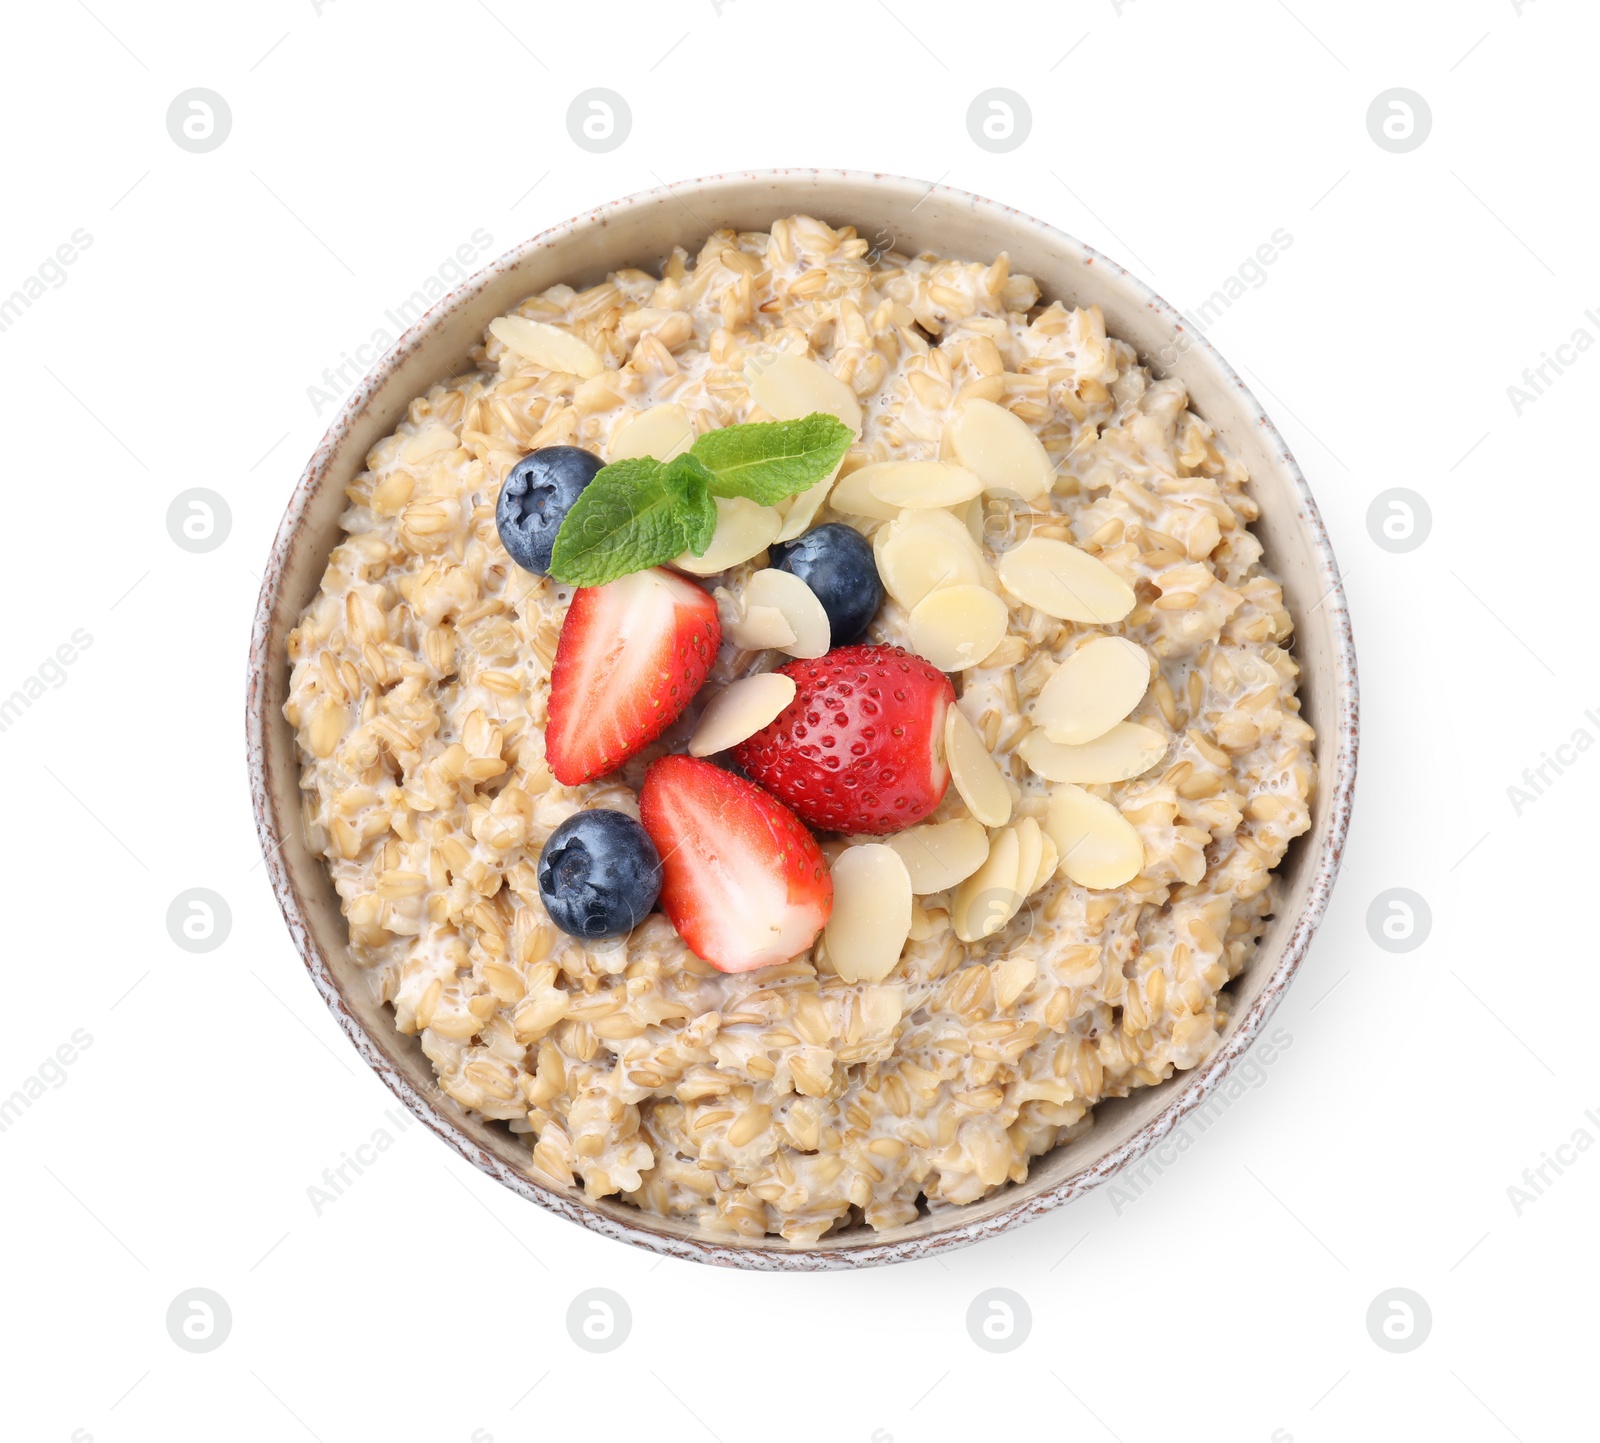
732,644,955,835
638,755,832,973
546,567,720,786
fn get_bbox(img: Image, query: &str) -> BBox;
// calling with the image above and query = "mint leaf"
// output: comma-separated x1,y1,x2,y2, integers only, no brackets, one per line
548,457,691,586
661,451,713,500
544,412,853,586
683,490,717,555
663,453,718,555
690,412,853,504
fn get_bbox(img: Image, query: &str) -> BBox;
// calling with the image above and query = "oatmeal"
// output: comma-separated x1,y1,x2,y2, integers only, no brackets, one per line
284,215,1314,1242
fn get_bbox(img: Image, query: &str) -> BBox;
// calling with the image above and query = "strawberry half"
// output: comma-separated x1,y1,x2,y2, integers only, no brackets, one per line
732,644,955,835
638,755,832,973
545,567,721,786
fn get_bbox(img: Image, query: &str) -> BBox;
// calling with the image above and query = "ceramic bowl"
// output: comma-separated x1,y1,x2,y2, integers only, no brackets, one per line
247,169,1358,1269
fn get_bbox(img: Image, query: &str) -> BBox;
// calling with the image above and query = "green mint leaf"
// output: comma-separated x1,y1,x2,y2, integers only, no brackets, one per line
663,453,718,555
547,457,692,586
544,413,854,585
684,490,717,555
661,451,714,499
689,412,853,504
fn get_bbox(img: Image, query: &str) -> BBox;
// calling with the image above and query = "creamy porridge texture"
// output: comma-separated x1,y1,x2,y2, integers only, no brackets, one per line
284,215,1314,1241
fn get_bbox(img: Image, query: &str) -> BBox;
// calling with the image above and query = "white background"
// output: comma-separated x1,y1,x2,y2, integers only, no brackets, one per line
1,0,1591,1439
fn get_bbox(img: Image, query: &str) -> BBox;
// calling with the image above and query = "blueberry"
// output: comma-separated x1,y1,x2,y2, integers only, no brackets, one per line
537,809,661,938
769,522,884,646
495,445,605,575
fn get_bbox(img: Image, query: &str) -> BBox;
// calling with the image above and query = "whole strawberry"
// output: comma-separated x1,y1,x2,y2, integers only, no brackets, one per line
732,644,956,835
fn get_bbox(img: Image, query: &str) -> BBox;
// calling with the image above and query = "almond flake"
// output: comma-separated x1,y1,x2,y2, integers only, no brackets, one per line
907,584,1009,673
731,604,796,650
1045,784,1145,890
1013,817,1044,909
488,316,603,378
828,464,905,521
959,495,986,547
944,704,1012,827
875,508,994,611
1031,830,1059,895
1035,636,1151,745
944,398,1053,501
884,818,989,894
609,403,694,462
689,673,797,757
716,582,793,651
774,469,840,542
673,497,782,575
1017,722,1167,784
745,353,863,435
825,844,912,983
744,568,830,658
951,827,1024,942
996,536,1136,624
864,460,985,509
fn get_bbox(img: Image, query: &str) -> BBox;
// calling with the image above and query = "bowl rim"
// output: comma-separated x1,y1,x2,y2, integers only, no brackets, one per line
247,167,1358,1270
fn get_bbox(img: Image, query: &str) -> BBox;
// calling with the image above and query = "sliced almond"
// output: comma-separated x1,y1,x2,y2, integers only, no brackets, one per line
875,508,993,611
944,398,1053,501
1012,817,1043,910
959,495,986,548
944,705,1012,827
673,497,783,575
744,568,830,658
774,470,839,542
716,585,800,651
735,604,797,649
996,536,1136,624
828,464,903,521
1045,784,1145,890
864,460,985,509
689,673,796,757
1031,830,1059,895
907,585,1009,673
609,403,694,462
1035,636,1151,746
745,353,863,434
825,844,912,983
488,316,603,379
884,817,989,894
951,827,1024,942
1017,722,1167,784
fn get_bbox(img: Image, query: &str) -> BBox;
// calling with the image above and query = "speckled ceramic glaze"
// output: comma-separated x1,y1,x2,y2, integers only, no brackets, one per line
247,171,1358,1269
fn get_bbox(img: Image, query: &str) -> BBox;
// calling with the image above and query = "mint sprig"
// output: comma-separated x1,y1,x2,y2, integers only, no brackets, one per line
549,454,714,586
547,411,852,587
690,413,852,504
673,454,718,555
